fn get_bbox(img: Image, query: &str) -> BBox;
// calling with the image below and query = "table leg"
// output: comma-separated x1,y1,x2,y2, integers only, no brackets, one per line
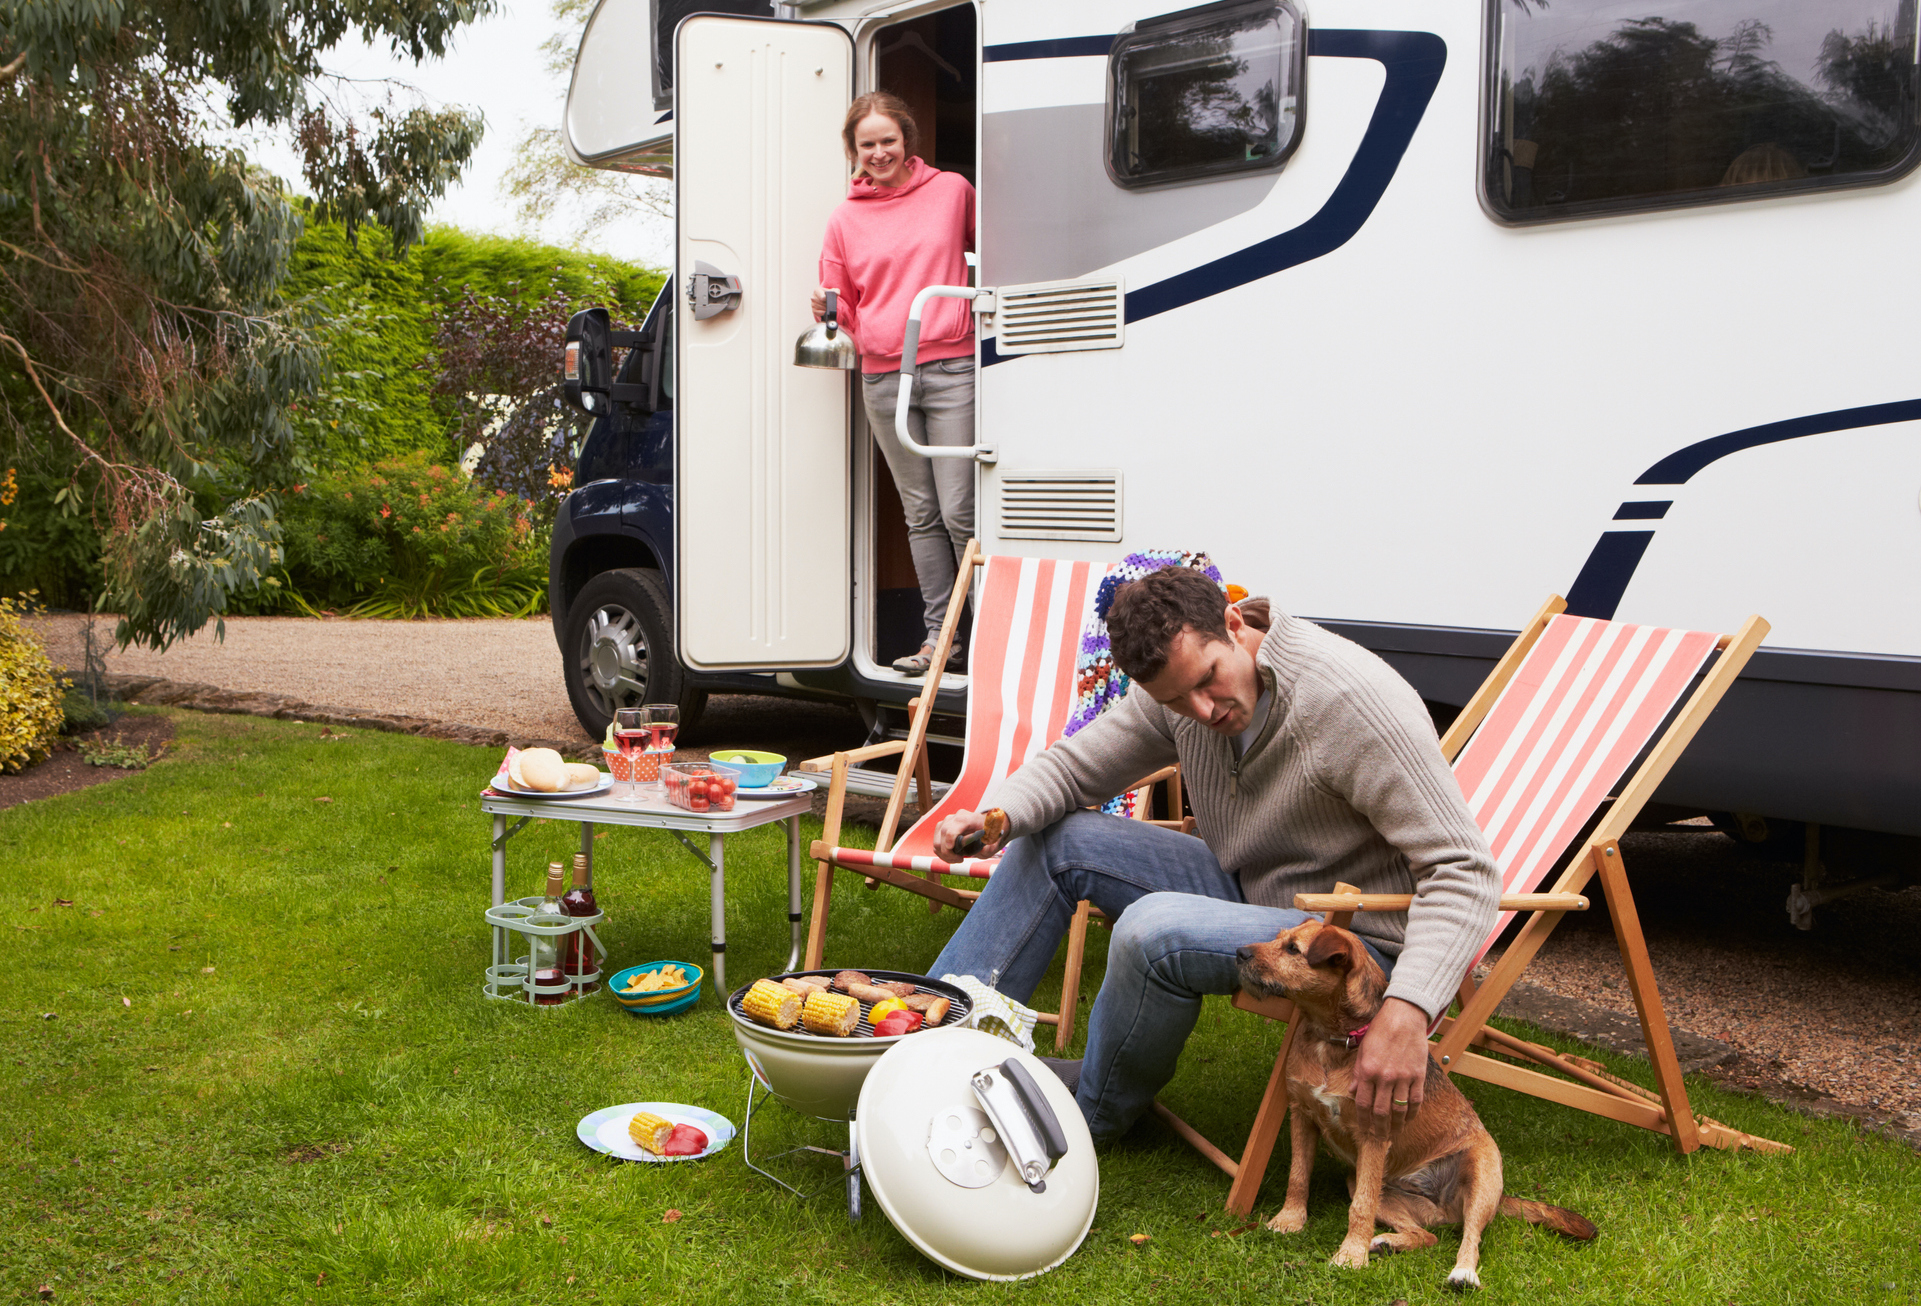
492,815,506,907
786,814,803,973
710,831,727,999
579,822,594,888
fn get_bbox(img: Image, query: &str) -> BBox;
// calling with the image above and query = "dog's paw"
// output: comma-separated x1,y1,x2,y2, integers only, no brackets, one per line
1265,1207,1307,1235
1445,1266,1483,1292
1369,1234,1399,1256
1329,1241,1371,1270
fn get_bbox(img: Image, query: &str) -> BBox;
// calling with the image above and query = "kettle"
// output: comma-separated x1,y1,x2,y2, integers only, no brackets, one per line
794,289,858,370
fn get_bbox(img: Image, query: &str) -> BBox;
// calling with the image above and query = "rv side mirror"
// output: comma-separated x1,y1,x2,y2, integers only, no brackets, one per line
563,308,614,416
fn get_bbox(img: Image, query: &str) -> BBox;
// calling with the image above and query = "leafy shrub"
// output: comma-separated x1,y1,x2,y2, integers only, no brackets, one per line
269,453,547,618
0,596,67,773
61,688,116,735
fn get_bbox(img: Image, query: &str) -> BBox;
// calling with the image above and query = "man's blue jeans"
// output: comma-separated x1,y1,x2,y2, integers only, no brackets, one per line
929,810,1392,1142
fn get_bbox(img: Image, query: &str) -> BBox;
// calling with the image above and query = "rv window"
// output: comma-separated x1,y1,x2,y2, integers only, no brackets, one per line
1485,0,1921,222
1107,0,1305,189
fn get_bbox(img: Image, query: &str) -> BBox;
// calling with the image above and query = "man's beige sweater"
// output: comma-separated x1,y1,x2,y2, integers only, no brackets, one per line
983,608,1501,1020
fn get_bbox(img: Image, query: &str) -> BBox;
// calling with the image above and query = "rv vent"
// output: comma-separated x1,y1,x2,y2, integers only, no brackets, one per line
992,279,1125,355
997,471,1124,543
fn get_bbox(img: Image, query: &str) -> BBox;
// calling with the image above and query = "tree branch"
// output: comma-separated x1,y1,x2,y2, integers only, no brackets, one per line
0,51,26,82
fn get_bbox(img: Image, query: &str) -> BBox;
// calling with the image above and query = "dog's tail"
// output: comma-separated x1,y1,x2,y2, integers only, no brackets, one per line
1499,1195,1598,1241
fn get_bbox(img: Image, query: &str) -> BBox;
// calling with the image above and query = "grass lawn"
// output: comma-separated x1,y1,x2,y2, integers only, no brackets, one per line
5,708,1917,1305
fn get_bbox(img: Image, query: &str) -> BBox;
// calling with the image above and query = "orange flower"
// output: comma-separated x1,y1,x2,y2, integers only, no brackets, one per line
380,505,391,518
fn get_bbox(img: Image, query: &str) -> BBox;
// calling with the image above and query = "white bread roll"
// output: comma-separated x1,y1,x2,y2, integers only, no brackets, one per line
517,747,566,793
562,762,600,790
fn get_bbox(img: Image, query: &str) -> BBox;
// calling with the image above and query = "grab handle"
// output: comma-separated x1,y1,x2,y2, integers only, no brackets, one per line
895,285,996,464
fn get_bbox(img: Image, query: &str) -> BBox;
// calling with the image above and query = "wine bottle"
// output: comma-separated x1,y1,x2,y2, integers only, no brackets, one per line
529,862,570,1005
563,853,600,989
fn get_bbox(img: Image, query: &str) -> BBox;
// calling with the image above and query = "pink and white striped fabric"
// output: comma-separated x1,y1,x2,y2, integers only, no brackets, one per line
1452,613,1719,958
827,554,1104,878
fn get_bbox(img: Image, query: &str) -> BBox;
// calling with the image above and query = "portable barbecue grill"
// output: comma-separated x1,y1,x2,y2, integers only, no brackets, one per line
729,969,972,1219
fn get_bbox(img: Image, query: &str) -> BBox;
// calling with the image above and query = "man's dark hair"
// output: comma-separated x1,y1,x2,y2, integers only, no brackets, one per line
1108,567,1232,682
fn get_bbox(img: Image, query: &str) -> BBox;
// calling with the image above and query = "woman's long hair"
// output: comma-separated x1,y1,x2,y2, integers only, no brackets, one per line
842,92,920,178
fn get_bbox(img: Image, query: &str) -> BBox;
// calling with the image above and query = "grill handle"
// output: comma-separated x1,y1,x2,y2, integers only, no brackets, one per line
971,1059,1069,1193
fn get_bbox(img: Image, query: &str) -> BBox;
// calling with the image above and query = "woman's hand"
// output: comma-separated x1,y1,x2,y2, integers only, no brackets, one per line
811,285,838,321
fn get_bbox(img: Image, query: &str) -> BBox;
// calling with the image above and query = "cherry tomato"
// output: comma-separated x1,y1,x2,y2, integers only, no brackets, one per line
690,796,709,812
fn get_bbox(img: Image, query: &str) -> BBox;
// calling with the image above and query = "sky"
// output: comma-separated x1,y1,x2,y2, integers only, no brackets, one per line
234,1,672,268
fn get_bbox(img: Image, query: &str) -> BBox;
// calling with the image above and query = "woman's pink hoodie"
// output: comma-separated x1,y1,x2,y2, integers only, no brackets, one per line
818,157,975,373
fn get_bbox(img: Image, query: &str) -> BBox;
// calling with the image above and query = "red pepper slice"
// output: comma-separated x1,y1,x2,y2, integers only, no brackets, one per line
661,1123,709,1156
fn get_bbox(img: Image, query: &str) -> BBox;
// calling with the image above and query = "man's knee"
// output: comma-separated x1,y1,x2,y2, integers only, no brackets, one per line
1107,891,1193,973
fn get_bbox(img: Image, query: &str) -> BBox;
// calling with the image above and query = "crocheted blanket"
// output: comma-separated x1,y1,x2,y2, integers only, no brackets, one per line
1065,549,1238,817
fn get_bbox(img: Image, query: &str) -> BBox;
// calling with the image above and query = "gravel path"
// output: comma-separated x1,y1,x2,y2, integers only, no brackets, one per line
23,612,1921,1140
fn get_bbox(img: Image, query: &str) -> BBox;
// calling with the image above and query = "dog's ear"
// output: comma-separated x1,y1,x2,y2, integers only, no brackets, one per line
1305,926,1357,972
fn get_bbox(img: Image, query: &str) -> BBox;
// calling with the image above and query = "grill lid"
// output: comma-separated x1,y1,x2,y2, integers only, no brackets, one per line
855,1026,1098,1281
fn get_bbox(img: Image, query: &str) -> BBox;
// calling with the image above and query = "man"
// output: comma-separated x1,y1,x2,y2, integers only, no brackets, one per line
929,566,1500,1142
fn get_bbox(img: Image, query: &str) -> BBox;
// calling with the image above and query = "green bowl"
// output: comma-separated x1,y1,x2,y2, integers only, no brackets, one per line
708,750,786,788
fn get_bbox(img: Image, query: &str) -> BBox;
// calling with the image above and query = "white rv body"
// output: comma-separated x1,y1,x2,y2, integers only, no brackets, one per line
562,0,1921,837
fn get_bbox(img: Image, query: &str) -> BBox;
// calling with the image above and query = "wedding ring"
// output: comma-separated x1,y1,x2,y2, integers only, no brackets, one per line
1392,1099,1411,1106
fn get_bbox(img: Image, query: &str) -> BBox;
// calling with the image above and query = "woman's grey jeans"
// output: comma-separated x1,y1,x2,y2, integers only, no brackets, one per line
863,358,976,645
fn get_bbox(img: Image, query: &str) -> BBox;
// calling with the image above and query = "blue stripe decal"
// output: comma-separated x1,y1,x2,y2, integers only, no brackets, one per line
983,35,1114,61
1126,29,1446,325
1635,397,1921,484
1568,398,1921,618
1565,533,1656,620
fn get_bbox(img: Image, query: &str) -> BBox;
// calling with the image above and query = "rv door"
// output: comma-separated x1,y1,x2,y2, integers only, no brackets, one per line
675,14,853,671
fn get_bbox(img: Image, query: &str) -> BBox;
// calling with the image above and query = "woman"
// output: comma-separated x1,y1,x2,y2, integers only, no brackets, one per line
813,92,976,676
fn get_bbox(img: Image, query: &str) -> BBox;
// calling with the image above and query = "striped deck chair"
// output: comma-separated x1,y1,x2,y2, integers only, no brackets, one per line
799,541,1183,1050
1155,595,1788,1218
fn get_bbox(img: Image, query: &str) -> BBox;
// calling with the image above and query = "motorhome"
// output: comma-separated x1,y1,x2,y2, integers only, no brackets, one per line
550,0,1921,864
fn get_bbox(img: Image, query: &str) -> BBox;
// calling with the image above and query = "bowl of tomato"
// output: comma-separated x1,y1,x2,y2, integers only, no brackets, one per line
661,761,742,813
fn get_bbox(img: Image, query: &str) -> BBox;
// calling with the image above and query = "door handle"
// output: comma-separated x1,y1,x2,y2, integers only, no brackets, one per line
895,285,996,464
686,260,743,320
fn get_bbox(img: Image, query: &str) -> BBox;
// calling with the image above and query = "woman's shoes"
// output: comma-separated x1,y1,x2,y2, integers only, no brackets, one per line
892,645,936,675
891,643,969,675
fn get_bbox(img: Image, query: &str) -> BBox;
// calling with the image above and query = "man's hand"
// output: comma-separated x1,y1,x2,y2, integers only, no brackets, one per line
934,810,991,862
1352,997,1431,1139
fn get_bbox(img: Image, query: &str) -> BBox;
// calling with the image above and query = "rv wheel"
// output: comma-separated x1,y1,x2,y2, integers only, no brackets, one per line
562,567,706,741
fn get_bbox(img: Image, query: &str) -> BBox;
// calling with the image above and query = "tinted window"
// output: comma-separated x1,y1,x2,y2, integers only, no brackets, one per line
652,0,774,111
1486,0,1921,221
1108,0,1305,189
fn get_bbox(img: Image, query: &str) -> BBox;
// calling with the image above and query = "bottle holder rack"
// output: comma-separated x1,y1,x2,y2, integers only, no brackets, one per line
485,898,606,1006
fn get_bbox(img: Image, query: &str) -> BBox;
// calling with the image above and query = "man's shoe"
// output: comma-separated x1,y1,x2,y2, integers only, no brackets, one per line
1037,1057,1082,1096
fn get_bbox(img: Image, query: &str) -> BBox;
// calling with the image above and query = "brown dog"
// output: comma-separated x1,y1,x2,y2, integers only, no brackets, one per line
1236,918,1595,1289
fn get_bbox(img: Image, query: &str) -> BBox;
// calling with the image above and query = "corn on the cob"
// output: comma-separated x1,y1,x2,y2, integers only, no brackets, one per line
628,1111,676,1154
802,988,860,1037
741,979,802,1030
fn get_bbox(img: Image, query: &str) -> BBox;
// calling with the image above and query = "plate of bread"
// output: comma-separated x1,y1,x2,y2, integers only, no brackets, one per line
490,746,610,798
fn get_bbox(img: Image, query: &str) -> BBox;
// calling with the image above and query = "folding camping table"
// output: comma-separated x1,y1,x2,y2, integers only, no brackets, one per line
480,786,812,998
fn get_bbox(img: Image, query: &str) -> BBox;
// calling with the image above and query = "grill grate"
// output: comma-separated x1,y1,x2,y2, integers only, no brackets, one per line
993,279,1125,355
728,969,971,1040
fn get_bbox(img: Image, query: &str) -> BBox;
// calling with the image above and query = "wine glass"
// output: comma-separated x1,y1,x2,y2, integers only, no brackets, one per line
642,703,680,797
613,707,647,804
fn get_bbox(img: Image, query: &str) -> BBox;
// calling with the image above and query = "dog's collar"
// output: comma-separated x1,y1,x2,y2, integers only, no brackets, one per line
1328,1022,1370,1049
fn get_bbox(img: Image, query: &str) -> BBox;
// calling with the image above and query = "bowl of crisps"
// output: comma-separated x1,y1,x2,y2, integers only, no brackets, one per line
609,961,703,1016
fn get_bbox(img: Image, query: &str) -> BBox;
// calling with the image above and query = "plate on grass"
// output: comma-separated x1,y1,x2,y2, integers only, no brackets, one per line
487,771,613,799
735,775,817,800
577,1102,735,1163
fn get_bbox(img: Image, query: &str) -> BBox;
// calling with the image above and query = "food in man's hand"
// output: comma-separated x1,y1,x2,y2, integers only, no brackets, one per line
901,992,951,1026
562,762,601,790
873,1009,924,1037
621,965,689,994
801,989,860,1036
628,1111,677,1154
509,747,567,793
741,979,802,1030
980,807,1008,850
660,1123,708,1156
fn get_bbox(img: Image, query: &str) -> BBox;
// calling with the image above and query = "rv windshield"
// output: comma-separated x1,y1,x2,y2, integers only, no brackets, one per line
1485,0,1921,221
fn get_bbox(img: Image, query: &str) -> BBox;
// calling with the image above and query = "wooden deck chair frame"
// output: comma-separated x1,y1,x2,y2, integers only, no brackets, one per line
799,540,1186,1051
1153,595,1789,1220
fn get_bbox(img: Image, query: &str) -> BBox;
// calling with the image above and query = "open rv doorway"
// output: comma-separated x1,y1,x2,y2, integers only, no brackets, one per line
857,3,979,683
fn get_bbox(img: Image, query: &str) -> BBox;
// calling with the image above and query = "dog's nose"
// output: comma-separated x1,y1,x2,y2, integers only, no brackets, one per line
1235,945,1256,963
